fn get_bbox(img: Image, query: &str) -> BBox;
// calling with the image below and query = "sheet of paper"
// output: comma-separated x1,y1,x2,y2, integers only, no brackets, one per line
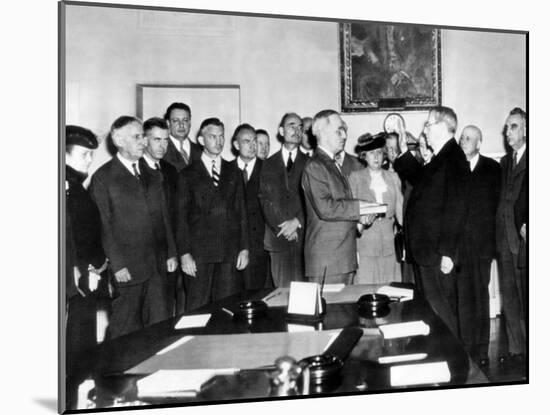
377,285,414,301
174,313,211,330
262,288,288,307
379,321,430,339
390,361,451,386
322,283,345,293
137,369,237,396
378,353,428,364
156,336,194,355
288,281,319,315
127,330,341,374
287,323,315,332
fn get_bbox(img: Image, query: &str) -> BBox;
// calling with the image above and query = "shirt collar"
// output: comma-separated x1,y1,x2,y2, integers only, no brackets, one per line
201,152,221,173
299,145,313,156
142,152,160,169
281,146,298,164
116,152,140,175
170,134,190,153
318,145,335,160
515,143,526,162
469,153,480,171
237,156,256,172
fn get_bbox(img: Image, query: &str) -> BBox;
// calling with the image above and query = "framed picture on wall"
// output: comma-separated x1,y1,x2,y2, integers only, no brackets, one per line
340,23,442,112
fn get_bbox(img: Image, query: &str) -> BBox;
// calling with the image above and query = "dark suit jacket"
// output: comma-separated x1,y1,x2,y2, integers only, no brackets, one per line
341,152,364,177
496,149,527,255
400,138,469,267
176,158,249,263
139,158,179,229
258,149,307,253
230,158,265,254
163,138,202,172
301,149,361,277
89,156,177,285
462,155,501,259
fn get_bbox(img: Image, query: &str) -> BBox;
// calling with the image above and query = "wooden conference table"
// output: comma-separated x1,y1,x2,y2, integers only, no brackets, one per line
66,284,488,411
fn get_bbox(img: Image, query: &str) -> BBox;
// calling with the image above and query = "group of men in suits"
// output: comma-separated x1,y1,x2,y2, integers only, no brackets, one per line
393,106,527,367
68,101,527,370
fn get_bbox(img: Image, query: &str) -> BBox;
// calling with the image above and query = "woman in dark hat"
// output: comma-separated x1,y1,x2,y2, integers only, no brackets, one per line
349,132,404,284
65,125,110,375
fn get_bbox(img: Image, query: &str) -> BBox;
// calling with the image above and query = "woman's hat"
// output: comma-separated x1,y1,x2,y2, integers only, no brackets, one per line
355,132,386,154
66,125,98,149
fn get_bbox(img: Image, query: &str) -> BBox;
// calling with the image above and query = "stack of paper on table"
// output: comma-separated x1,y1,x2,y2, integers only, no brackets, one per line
390,361,451,386
174,314,211,330
127,330,341,375
137,369,237,398
377,286,414,301
262,284,378,308
379,321,430,339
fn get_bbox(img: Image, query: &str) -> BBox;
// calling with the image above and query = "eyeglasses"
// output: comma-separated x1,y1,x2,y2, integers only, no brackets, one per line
424,120,440,128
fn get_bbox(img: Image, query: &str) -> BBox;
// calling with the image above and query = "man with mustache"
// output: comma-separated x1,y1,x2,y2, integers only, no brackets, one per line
90,116,177,338
259,112,307,287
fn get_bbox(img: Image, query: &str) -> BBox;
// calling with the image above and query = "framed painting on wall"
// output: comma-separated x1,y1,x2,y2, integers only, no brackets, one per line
340,22,442,112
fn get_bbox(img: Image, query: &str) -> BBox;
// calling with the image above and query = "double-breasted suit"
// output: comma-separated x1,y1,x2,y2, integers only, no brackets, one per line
394,138,469,337
89,155,177,338
177,158,249,310
163,138,202,172
258,149,307,287
496,147,527,356
301,149,361,282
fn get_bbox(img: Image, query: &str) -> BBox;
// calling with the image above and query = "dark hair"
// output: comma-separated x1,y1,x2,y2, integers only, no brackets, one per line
231,123,256,157
276,112,301,143
312,109,340,138
509,107,527,121
255,129,269,137
143,117,168,134
198,117,224,138
430,106,458,134
164,102,191,120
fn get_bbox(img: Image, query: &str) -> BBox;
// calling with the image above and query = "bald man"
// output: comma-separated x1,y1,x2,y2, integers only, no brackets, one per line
458,125,501,367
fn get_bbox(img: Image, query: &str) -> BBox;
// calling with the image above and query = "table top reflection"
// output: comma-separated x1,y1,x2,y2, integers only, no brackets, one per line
66,284,488,411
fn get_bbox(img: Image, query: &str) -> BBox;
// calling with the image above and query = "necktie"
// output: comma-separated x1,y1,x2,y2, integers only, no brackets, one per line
335,151,344,168
132,163,141,180
179,140,189,165
242,163,249,184
286,152,294,172
513,151,518,167
211,159,219,187
155,162,161,171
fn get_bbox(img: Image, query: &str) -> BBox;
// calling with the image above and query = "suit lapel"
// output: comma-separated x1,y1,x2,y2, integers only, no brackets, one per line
513,149,526,177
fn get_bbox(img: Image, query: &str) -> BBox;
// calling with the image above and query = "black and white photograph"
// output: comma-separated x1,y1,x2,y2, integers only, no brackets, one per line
57,0,532,412
4,0,547,415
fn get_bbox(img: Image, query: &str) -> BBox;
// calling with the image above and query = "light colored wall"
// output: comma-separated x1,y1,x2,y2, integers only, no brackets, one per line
65,5,526,175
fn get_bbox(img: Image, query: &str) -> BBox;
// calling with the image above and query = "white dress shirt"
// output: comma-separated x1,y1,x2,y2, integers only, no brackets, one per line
515,143,526,164
142,152,161,170
201,152,222,177
237,156,256,179
281,146,298,167
117,152,141,176
170,134,191,156
469,153,480,172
